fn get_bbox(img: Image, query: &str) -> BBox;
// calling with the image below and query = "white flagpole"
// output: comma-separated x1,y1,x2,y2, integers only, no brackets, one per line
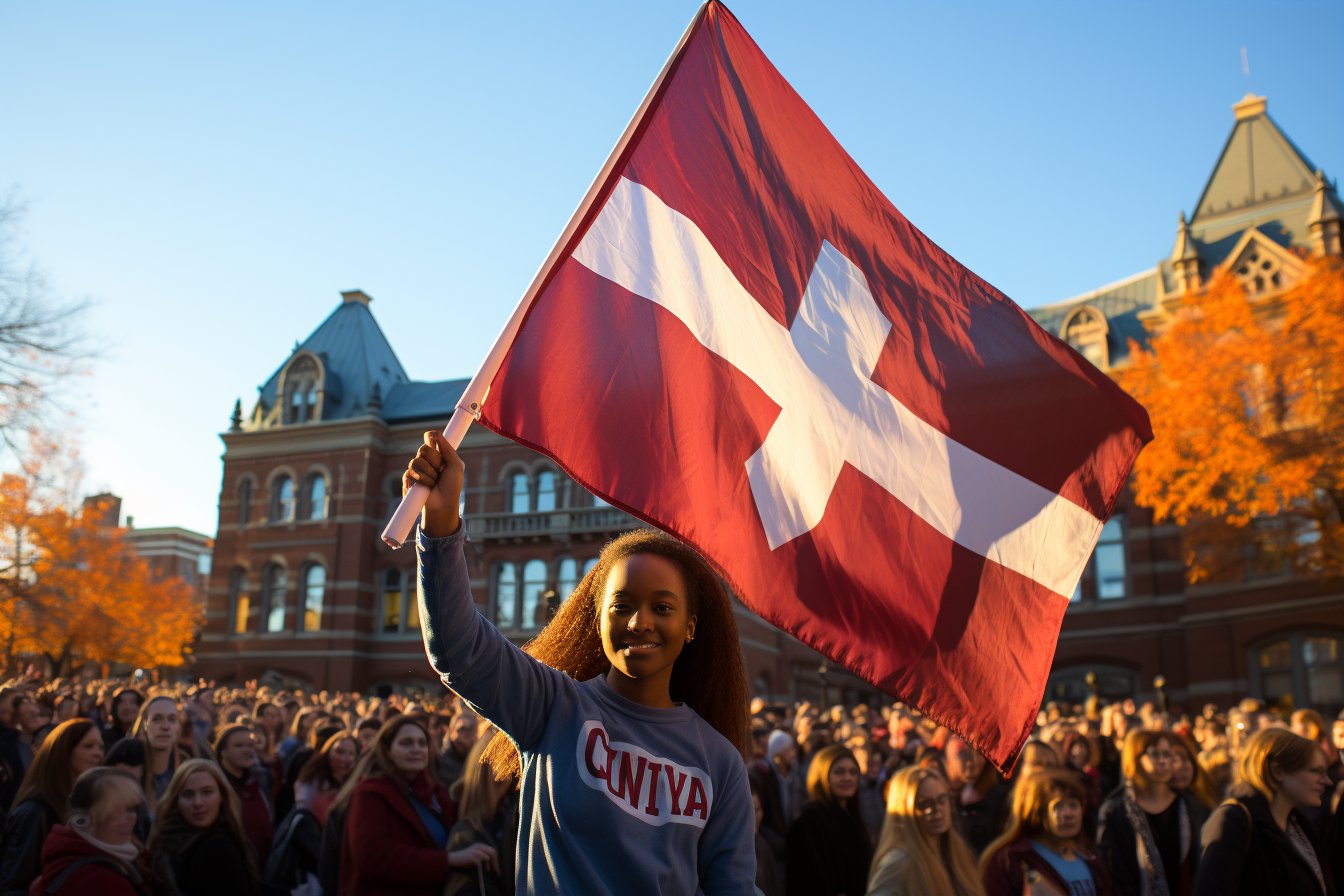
382,2,713,548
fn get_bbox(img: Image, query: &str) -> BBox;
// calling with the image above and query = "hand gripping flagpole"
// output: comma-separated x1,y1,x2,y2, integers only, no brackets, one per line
381,1,714,548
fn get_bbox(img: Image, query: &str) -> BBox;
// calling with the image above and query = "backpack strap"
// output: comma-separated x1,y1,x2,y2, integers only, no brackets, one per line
43,855,129,895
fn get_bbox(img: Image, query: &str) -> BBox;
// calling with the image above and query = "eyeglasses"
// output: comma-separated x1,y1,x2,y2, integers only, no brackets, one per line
915,793,951,814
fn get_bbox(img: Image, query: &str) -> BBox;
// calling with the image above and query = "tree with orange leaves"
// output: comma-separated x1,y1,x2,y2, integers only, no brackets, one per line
1121,257,1344,582
0,444,201,675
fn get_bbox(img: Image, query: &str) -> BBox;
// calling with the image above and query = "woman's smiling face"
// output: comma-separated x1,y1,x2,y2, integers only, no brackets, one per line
599,554,695,683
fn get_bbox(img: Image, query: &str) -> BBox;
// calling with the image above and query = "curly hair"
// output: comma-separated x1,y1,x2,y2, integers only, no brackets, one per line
481,528,750,780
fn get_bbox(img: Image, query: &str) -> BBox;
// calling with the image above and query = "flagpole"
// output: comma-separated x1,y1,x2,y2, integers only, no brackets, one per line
382,2,714,548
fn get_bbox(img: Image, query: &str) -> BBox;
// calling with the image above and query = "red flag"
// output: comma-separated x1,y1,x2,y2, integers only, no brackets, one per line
477,2,1150,770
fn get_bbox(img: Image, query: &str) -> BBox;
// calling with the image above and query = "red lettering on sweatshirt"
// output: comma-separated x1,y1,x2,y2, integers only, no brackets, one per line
576,720,714,829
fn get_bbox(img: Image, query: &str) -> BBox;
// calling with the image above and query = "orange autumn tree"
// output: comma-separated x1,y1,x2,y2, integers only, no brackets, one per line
1121,257,1344,582
0,450,202,675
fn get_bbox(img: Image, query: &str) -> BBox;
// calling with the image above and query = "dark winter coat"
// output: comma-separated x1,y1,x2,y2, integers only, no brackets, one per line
1097,789,1207,896
784,800,872,896
0,799,59,896
152,825,261,896
1193,786,1336,896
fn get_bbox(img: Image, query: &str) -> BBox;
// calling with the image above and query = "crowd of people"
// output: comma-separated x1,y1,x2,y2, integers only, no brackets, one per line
0,672,1339,895
0,436,1340,895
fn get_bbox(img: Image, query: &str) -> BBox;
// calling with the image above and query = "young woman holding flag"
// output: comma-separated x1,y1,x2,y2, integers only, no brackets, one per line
404,430,755,895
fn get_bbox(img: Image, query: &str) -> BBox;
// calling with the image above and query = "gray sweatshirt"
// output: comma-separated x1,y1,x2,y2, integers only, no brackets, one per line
416,526,756,895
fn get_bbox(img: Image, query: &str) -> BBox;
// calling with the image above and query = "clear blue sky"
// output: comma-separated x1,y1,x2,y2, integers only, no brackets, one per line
2,1,1340,535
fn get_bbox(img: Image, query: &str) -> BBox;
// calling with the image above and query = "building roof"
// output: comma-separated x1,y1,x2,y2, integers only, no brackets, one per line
381,377,471,423
1027,267,1160,365
254,290,410,423
1026,94,1337,367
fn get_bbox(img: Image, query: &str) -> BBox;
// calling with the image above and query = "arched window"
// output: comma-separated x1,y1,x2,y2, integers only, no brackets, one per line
557,557,579,598
263,565,287,633
1253,632,1343,712
238,479,252,527
522,559,547,630
301,565,325,631
536,470,557,512
1061,307,1109,369
509,473,530,514
283,356,320,424
384,474,403,519
583,557,599,576
271,475,294,522
494,564,517,629
229,568,250,634
305,474,328,521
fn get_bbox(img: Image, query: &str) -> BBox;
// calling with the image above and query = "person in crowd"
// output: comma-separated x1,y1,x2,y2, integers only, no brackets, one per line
749,777,784,896
980,768,1109,896
131,695,189,804
1097,729,1207,896
51,695,78,726
213,724,273,865
436,707,479,790
1062,729,1106,829
866,765,984,896
103,689,144,751
0,717,103,895
785,744,872,896
29,767,150,895
445,732,518,896
254,703,285,755
768,728,802,824
944,735,1009,856
279,708,319,766
0,690,24,818
335,714,492,896
1194,727,1334,896
749,725,788,860
9,694,44,776
355,718,380,753
848,734,888,841
409,433,755,893
1168,734,1218,811
148,757,262,896
293,731,359,827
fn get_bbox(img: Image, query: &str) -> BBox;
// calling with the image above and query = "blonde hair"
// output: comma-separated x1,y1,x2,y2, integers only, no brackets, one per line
871,767,984,896
67,767,145,833
1238,728,1323,800
148,758,256,877
455,731,514,833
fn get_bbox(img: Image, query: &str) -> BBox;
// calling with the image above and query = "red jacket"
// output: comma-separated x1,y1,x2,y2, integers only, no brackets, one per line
337,775,457,896
28,824,150,896
226,768,274,864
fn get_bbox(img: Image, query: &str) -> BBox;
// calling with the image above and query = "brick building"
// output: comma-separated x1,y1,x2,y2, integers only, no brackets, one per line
1031,95,1343,714
199,93,1342,716
196,291,863,700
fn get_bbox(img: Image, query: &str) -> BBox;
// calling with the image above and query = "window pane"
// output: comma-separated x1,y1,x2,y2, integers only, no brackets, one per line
265,567,287,632
303,566,325,631
522,560,547,630
1308,667,1344,707
383,569,402,633
558,558,578,597
1095,543,1126,599
1304,637,1340,665
536,471,557,512
308,476,327,521
1259,640,1292,671
239,480,251,526
583,558,599,575
510,473,530,514
407,588,421,630
274,476,294,521
495,565,517,629
230,569,248,634
1262,671,1293,705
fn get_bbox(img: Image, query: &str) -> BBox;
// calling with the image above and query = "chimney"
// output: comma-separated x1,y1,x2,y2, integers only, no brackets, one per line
82,493,122,529
341,289,373,306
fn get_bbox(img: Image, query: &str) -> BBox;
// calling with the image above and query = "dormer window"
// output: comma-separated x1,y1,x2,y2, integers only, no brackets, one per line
1061,306,1110,369
283,355,321,424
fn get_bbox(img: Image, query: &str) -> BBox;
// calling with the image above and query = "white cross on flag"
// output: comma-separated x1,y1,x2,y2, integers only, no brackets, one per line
477,1,1151,770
